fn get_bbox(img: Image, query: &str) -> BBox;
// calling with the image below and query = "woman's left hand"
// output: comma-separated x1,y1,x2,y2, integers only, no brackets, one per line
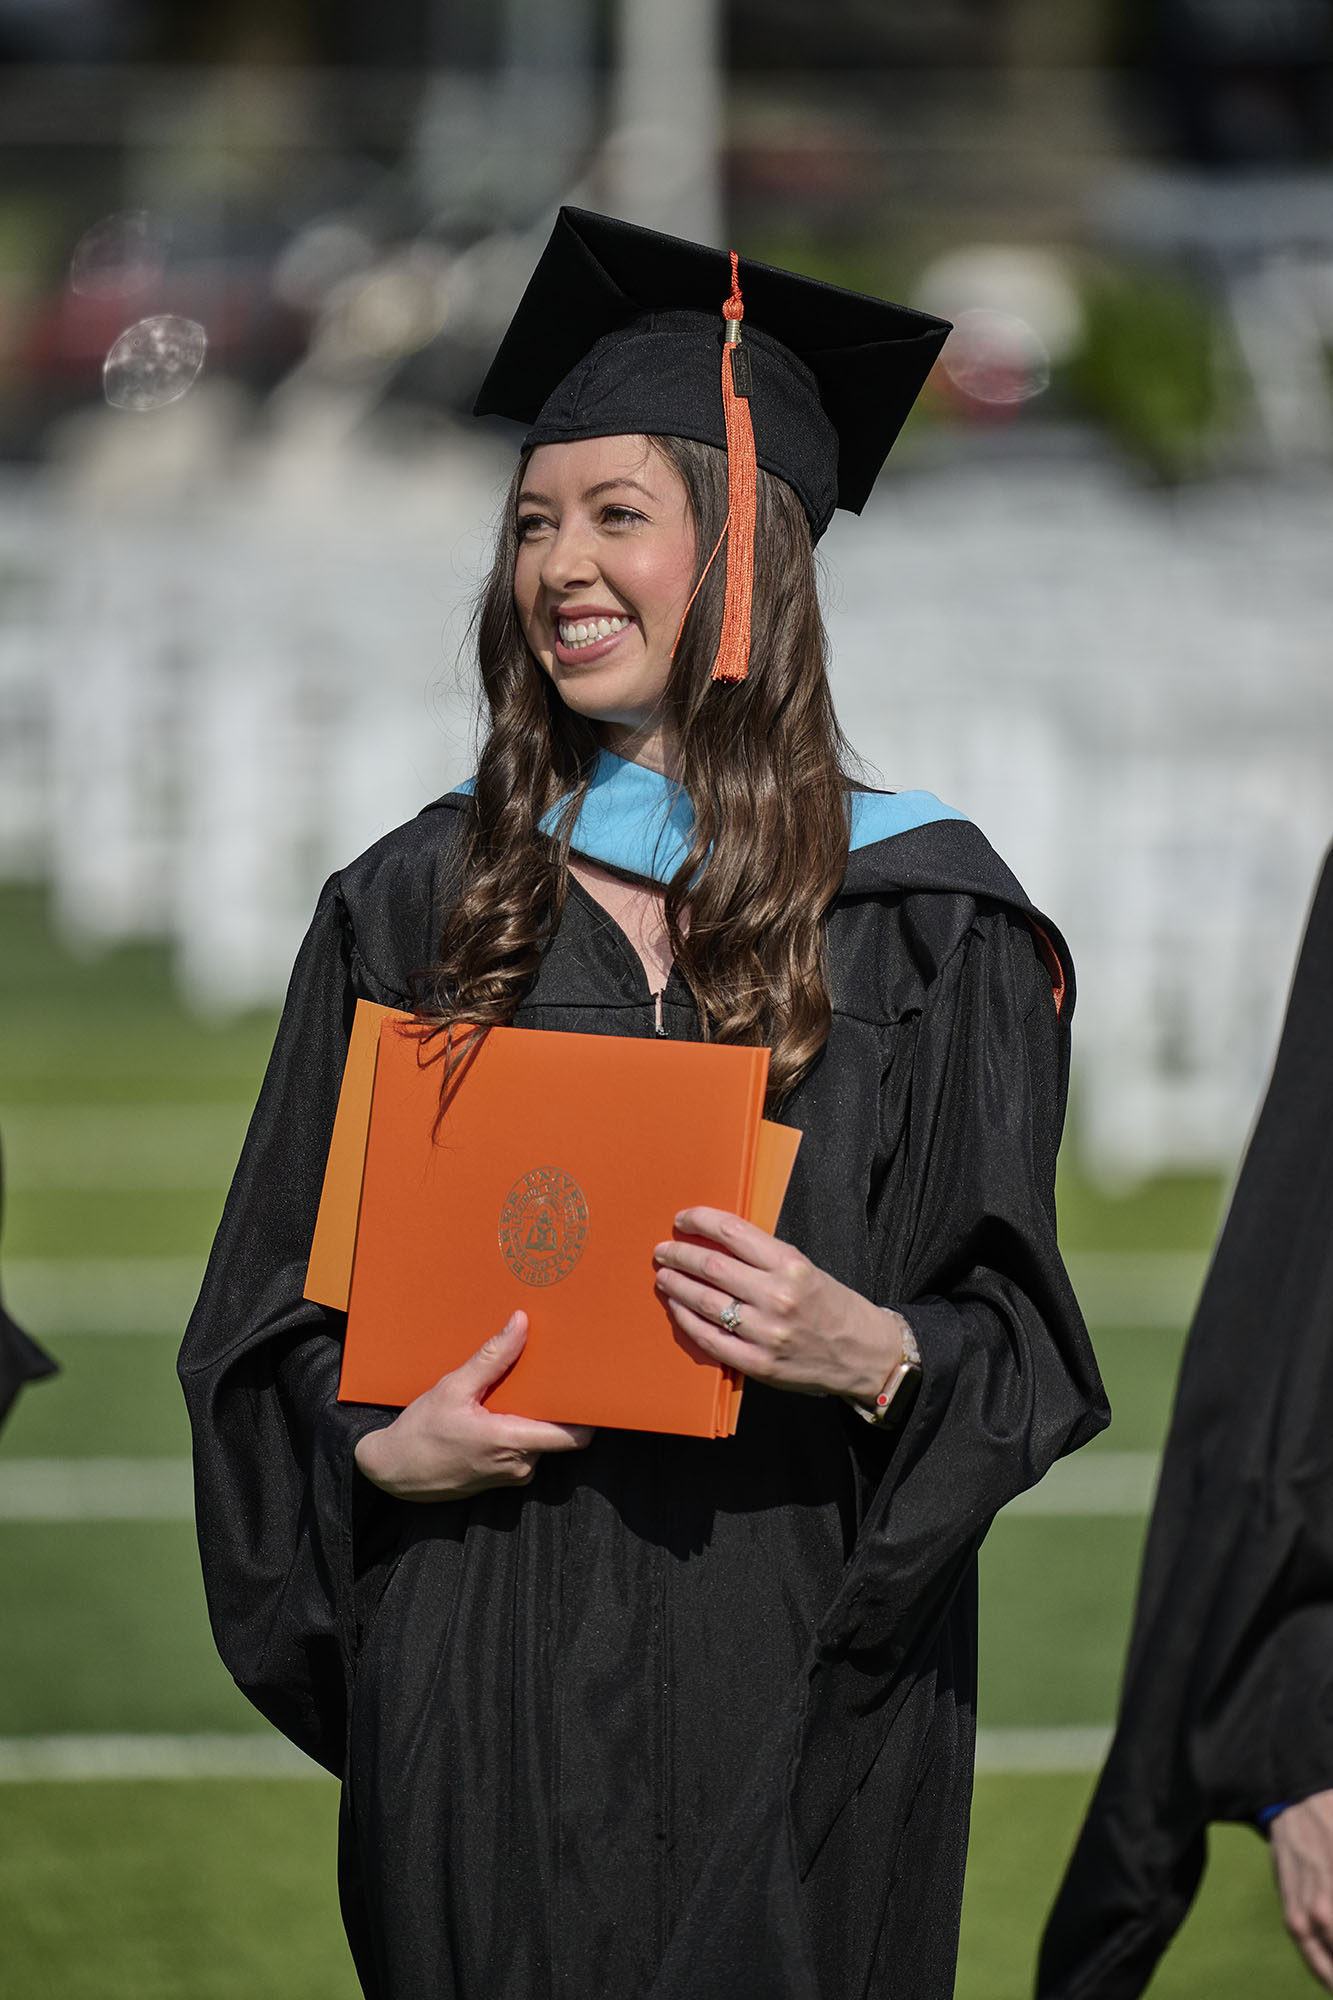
654,1207,908,1404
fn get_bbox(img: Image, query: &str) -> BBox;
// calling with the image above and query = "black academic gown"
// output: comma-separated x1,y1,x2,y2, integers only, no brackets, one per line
1038,845,1333,2000
179,796,1107,2000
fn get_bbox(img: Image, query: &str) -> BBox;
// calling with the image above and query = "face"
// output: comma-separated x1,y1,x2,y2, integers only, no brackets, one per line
513,435,697,770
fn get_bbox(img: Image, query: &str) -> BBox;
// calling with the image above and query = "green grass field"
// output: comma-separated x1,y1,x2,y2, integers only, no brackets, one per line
0,884,1309,1997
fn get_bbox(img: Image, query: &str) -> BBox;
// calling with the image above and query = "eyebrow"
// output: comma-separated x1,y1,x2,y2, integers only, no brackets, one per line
516,476,657,507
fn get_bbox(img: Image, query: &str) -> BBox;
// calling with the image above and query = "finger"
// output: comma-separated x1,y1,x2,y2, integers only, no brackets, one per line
447,1311,529,1396
1309,1902,1333,1973
1297,1931,1333,1993
653,1236,766,1304
479,1412,596,1454
655,1262,769,1336
671,1208,789,1271
416,1455,541,1501
659,1291,776,1381
1281,1879,1333,1977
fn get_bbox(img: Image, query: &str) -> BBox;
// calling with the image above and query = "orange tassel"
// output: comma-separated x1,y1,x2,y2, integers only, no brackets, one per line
710,251,757,684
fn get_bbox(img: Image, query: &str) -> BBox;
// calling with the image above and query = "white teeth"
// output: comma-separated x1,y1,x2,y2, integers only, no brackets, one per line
558,615,628,650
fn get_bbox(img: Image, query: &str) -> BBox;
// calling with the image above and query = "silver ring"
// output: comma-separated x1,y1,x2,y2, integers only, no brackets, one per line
720,1299,743,1335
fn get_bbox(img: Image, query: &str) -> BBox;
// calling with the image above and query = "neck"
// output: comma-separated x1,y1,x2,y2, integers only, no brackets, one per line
597,717,680,781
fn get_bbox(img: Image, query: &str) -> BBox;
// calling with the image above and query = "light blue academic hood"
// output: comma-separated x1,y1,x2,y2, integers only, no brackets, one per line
454,749,965,886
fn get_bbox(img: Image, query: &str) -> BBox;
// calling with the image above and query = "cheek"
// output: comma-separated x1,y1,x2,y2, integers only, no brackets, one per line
626,535,697,621
512,550,540,634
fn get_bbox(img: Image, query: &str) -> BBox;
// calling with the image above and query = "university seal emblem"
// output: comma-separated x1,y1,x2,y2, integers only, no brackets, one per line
498,1168,589,1288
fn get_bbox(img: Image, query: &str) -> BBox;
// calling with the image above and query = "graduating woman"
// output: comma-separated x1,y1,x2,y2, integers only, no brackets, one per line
180,209,1107,2000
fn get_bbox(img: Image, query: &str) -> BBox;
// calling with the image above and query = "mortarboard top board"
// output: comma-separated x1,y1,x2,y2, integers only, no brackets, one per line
474,207,951,542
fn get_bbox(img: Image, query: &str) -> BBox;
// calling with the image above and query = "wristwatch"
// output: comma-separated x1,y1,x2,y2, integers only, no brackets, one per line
852,1317,922,1427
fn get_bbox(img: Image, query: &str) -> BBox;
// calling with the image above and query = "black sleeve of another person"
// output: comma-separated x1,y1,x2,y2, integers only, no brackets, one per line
0,1136,58,1434
1038,845,1333,2000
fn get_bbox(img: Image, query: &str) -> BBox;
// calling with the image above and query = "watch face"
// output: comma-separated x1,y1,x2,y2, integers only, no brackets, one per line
866,1358,923,1428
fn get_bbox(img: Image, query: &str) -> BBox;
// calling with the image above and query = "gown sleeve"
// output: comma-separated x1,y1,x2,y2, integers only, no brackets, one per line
789,900,1108,1848
177,873,404,1773
888,900,1106,1504
864,899,1106,1540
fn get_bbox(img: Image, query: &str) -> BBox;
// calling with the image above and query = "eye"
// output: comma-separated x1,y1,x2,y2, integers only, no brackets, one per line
516,512,551,540
602,504,646,527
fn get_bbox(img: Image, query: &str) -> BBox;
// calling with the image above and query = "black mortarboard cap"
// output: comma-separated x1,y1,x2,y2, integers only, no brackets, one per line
474,207,951,542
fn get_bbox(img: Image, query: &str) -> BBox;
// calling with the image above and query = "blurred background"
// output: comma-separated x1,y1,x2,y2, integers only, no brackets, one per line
1,1,1332,1994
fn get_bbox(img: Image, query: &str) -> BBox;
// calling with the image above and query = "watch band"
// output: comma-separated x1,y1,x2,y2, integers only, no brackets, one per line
852,1318,922,1427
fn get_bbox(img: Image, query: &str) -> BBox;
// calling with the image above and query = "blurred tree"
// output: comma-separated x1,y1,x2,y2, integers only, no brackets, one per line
0,0,149,61
728,0,1009,72
1110,0,1333,163
145,0,315,62
1067,265,1234,479
320,0,499,69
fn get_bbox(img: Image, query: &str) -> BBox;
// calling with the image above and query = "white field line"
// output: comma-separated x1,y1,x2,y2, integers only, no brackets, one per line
4,1251,1205,1341
0,1734,331,1781
975,1726,1112,1774
0,1104,248,1191
0,1453,1161,1523
3,1256,204,1334
0,1458,194,1521
1063,1250,1206,1329
0,1727,1113,1781
1003,1450,1160,1518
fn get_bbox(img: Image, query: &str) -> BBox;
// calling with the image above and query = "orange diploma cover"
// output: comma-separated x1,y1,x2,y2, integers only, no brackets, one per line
305,1004,801,1437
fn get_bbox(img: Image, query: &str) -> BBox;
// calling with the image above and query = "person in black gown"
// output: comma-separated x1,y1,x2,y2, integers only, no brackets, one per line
180,209,1107,2000
1039,844,1333,1999
0,1135,57,1435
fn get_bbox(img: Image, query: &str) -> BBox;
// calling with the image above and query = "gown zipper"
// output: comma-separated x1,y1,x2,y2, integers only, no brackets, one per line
567,872,674,1038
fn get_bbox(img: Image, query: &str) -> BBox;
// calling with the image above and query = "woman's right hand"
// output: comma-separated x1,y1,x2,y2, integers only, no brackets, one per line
353,1312,594,1502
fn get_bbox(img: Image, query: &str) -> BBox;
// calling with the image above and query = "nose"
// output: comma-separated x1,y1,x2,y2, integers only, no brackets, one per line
539,516,600,595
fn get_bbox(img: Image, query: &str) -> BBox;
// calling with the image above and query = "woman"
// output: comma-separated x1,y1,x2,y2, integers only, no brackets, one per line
181,209,1107,2000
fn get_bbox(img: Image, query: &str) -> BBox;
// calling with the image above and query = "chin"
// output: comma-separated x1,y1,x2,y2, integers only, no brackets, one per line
550,671,661,731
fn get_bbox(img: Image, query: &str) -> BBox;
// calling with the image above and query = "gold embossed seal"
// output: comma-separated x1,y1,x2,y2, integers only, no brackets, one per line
498,1168,589,1288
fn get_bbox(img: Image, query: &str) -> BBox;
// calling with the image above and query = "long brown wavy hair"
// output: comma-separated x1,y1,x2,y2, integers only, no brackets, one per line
423,433,859,1106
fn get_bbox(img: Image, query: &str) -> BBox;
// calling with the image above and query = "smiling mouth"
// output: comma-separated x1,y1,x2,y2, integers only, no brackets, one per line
552,614,633,667
558,614,630,651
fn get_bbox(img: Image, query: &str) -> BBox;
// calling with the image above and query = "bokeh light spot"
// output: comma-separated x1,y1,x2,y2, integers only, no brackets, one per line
70,212,166,300
940,309,1052,407
103,316,208,413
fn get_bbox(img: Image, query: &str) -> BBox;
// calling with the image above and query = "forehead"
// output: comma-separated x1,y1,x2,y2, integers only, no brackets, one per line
521,434,684,499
